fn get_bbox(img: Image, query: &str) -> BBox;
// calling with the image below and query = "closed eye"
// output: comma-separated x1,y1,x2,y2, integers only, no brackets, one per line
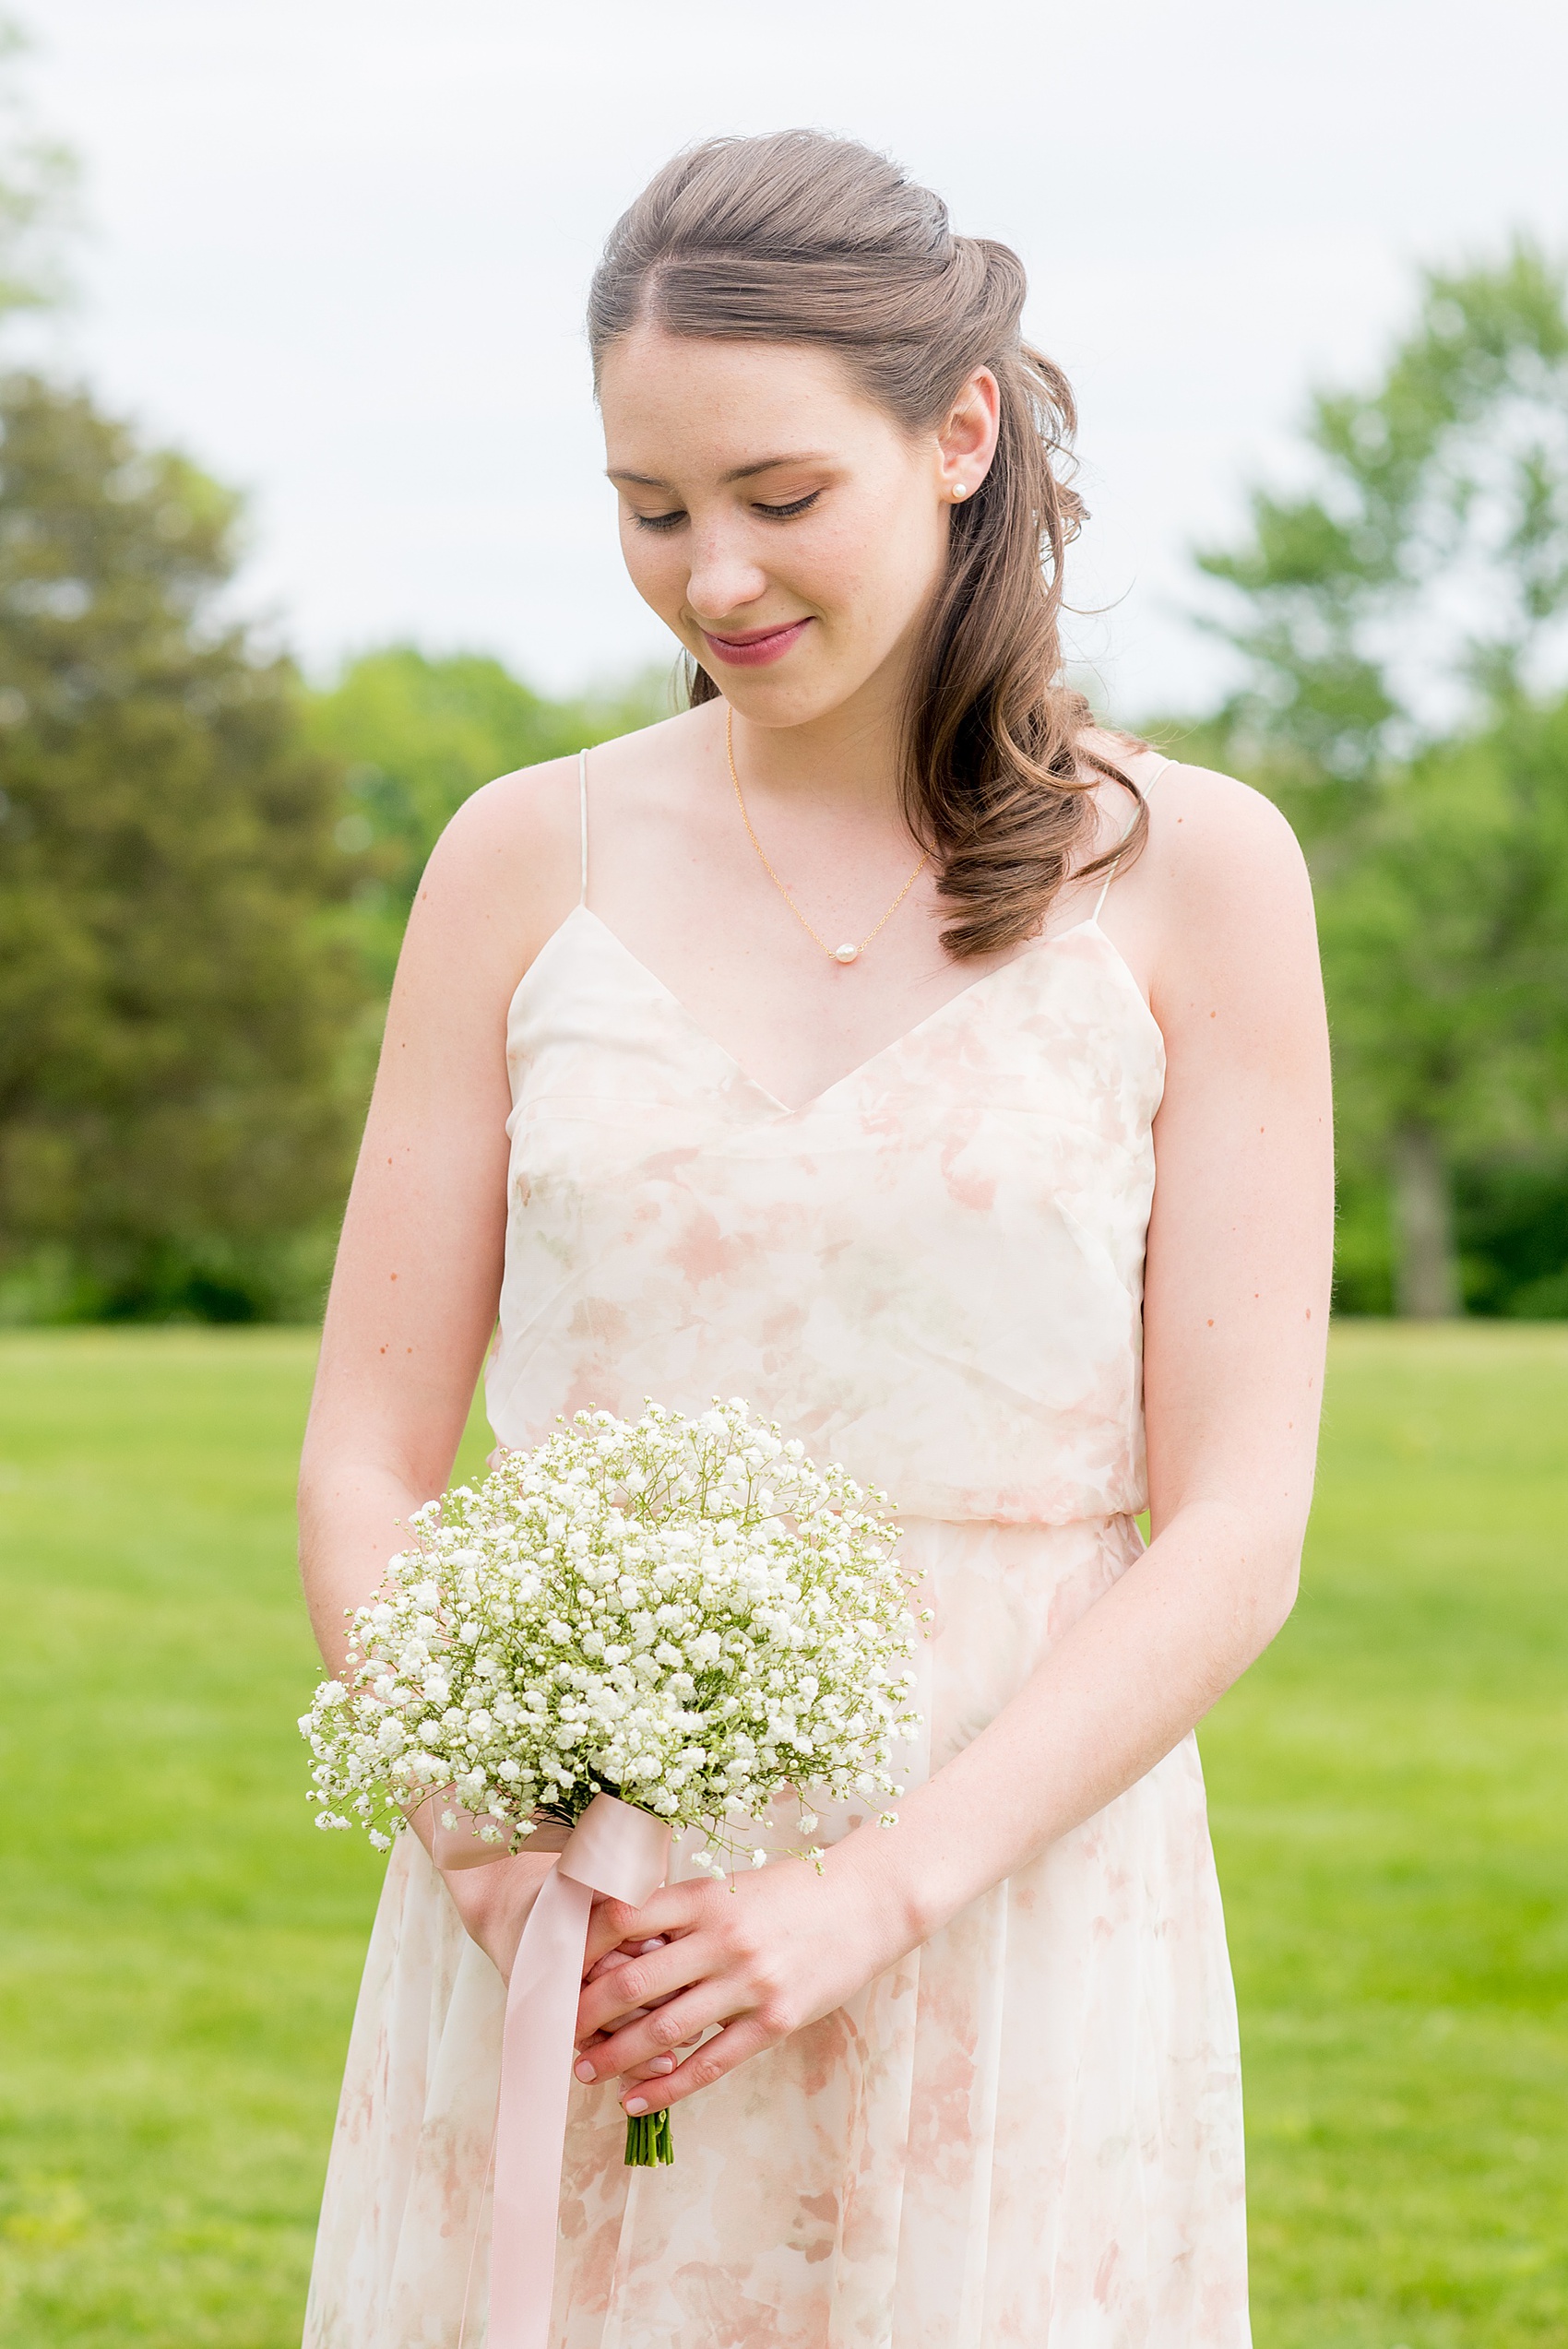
754,491,822,520
631,488,823,532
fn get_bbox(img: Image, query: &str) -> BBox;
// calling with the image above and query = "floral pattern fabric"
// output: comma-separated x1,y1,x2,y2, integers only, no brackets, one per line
303,906,1250,2347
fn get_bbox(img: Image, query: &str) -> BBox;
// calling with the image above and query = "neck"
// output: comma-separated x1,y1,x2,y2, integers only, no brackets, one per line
723,658,909,826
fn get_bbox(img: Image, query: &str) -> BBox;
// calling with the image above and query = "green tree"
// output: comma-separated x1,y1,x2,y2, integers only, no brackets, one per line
0,374,370,1320
1313,693,1568,1314
1200,239,1568,799
307,646,667,987
0,27,666,1323
1195,246,1568,1314
0,14,75,320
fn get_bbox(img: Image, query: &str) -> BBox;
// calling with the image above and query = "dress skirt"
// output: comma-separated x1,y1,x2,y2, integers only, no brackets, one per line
302,1515,1251,2349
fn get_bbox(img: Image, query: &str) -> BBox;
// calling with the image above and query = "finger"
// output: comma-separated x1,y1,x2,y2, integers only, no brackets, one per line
576,1935,719,2047
577,1987,680,2053
621,2054,678,2087
576,1933,717,2044
572,2042,678,2088
583,1936,665,1987
581,1882,712,1973
621,2014,777,2118
581,1899,653,1974
576,1966,683,2052
574,1981,738,2085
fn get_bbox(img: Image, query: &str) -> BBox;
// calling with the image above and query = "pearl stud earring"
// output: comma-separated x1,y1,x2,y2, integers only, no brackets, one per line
951,482,968,500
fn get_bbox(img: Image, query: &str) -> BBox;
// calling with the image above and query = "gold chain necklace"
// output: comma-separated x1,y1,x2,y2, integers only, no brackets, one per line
726,706,930,966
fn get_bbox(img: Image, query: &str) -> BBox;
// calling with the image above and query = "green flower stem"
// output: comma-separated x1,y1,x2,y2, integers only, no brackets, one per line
624,2107,674,2166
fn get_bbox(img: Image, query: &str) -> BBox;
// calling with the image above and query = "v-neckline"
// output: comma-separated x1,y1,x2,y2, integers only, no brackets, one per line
521,903,1151,1121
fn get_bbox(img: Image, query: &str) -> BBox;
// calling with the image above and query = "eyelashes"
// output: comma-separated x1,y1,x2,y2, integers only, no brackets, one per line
631,490,824,533
754,491,823,521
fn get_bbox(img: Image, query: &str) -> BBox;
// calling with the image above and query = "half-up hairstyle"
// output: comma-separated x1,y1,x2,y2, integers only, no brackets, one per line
587,130,1143,957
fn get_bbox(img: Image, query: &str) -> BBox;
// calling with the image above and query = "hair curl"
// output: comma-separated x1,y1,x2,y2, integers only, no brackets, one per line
587,130,1142,957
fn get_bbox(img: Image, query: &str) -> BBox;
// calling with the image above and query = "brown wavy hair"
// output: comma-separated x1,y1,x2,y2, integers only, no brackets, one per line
587,129,1143,958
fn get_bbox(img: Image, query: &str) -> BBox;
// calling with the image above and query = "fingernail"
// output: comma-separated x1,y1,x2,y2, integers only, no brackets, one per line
649,2057,674,2075
624,2096,647,2116
575,2058,595,2082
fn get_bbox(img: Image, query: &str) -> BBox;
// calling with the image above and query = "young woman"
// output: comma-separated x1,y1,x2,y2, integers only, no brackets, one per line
299,131,1332,2347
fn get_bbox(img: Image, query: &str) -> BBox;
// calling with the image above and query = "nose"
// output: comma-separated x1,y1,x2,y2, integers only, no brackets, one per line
683,516,770,629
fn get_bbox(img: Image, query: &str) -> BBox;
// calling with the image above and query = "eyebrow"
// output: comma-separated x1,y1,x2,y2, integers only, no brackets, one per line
606,451,832,490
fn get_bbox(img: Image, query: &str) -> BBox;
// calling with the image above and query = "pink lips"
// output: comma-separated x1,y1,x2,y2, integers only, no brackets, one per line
698,618,812,668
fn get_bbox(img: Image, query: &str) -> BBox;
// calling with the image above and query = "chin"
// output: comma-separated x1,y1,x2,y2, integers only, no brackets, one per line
707,659,868,729
731,682,849,729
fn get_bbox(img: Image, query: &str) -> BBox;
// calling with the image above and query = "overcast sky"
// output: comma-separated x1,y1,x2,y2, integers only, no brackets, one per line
18,0,1568,715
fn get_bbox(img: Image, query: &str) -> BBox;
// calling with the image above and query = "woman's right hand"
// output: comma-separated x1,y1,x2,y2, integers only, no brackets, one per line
438,1848,559,1982
438,1855,681,2093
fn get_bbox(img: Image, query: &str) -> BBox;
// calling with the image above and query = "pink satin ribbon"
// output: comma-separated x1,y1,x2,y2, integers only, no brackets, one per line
436,1794,671,2349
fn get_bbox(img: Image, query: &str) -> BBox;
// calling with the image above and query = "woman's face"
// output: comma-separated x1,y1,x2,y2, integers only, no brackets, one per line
599,326,996,731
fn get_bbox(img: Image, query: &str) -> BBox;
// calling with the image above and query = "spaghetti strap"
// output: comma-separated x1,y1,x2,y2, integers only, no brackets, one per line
1093,755,1172,921
577,748,589,907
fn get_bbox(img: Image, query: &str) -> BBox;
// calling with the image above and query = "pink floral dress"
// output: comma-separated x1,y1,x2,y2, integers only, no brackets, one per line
303,768,1251,2347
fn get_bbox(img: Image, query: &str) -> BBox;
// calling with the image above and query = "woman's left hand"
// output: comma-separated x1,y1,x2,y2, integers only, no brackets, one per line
572,1839,911,2121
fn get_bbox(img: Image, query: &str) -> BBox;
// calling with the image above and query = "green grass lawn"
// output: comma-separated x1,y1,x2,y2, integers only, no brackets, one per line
0,1326,1563,2346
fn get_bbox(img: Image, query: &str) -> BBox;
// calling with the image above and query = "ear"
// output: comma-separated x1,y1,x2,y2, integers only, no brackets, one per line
935,368,1002,500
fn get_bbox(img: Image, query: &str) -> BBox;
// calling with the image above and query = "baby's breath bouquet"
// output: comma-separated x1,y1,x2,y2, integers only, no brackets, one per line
302,1398,924,1885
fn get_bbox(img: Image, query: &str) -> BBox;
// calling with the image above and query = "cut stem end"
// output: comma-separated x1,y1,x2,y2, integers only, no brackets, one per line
624,2107,675,2166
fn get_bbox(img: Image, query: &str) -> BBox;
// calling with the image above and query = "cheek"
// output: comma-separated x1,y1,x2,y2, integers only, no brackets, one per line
619,525,684,619
814,497,946,648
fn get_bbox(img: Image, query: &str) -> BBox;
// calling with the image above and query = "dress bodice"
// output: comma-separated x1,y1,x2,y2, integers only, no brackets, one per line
484,896,1164,1525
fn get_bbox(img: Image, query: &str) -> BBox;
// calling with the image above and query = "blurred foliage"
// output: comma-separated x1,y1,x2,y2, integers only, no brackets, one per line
0,364,669,1328
0,374,372,1324
0,30,369,1326
0,479,670,1323
306,647,668,989
1198,238,1568,796
0,16,76,320
1191,246,1568,1318
1147,691,1568,1320
0,18,669,1328
0,0,1562,1326
1311,696,1568,1179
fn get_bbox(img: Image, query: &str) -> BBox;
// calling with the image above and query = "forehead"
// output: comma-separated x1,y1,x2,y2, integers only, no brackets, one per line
599,327,895,475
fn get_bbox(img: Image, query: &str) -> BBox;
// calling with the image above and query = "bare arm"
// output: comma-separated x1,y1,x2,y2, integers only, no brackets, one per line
297,764,574,1873
574,767,1334,2115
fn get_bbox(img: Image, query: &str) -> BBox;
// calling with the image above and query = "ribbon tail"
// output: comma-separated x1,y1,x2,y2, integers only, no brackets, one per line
485,1863,594,2349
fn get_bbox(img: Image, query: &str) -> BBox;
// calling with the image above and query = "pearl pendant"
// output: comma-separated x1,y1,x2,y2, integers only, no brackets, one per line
833,943,860,965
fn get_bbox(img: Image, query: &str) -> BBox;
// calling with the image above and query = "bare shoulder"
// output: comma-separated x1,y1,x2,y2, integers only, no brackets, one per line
1145,755,1305,876
374,753,577,1014
403,707,702,986
1128,757,1325,1068
422,750,579,917
1134,754,1314,974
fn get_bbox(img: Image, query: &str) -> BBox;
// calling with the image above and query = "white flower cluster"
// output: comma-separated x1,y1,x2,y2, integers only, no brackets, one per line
301,1399,926,1872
